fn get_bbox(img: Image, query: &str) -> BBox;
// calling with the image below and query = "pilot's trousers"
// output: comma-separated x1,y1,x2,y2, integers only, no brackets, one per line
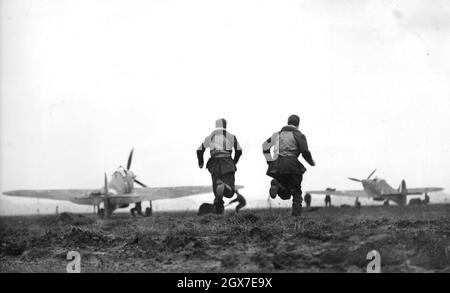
235,201,246,213
271,173,303,215
207,157,237,214
272,174,303,199
211,172,236,213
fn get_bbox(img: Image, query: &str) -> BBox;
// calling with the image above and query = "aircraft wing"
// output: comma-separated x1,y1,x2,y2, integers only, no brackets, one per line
306,189,370,198
133,185,244,201
406,187,444,195
2,189,99,202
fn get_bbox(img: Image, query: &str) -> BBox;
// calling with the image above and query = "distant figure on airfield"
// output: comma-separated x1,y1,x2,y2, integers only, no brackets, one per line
197,118,243,214
228,190,246,213
409,193,430,205
355,197,361,208
130,202,143,217
325,194,331,207
424,193,430,204
304,193,312,208
262,114,315,216
144,201,153,217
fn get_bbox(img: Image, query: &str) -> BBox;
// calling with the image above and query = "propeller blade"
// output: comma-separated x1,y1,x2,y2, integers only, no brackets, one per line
103,173,110,218
104,173,109,198
134,179,148,188
348,177,362,182
367,169,377,179
127,148,134,170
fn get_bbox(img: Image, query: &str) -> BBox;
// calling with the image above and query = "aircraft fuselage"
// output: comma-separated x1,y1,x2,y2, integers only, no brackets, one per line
362,179,395,199
361,178,406,205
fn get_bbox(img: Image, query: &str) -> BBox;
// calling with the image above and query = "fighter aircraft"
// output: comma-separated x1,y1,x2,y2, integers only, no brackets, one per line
2,149,242,218
306,169,444,206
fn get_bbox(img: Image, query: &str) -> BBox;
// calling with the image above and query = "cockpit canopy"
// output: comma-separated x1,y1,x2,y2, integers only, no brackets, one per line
115,166,136,179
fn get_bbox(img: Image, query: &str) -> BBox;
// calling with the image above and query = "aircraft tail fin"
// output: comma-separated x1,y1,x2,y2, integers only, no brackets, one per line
398,180,407,196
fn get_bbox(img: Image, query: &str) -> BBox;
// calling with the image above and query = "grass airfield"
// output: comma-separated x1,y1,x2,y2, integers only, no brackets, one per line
1,204,450,273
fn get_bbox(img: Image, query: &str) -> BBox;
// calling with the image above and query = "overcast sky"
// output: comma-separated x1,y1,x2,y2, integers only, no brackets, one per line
1,0,450,214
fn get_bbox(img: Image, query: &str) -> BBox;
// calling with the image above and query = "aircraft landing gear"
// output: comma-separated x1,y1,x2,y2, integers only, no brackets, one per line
144,201,153,217
98,208,105,219
130,201,152,217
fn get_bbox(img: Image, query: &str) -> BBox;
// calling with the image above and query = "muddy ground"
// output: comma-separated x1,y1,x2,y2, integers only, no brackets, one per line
1,204,450,273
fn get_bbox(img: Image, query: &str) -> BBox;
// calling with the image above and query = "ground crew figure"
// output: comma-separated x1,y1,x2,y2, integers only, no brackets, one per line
130,202,143,217
144,201,153,217
325,194,331,207
304,193,312,208
262,114,315,216
424,193,430,204
228,190,246,213
355,197,361,208
197,118,242,214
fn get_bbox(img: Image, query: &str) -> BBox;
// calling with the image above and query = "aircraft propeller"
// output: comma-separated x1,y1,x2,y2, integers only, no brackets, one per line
102,172,110,218
127,148,134,170
348,169,377,183
104,173,109,199
125,148,149,188
367,169,377,179
134,179,148,188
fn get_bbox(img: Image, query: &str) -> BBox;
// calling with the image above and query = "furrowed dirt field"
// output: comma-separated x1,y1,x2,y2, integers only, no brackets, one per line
1,204,450,273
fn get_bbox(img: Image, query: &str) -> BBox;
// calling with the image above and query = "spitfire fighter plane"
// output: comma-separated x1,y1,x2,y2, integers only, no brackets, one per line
307,169,444,206
2,149,234,218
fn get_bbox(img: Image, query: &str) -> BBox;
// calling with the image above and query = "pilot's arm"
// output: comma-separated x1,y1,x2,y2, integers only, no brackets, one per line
197,134,212,169
262,133,277,163
197,143,206,169
233,135,243,165
294,132,315,166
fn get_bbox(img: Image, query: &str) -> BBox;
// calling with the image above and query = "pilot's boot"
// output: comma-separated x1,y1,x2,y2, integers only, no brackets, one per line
213,197,225,215
292,202,302,217
235,202,245,213
270,179,291,200
292,193,303,217
213,203,224,215
278,187,291,200
269,179,279,199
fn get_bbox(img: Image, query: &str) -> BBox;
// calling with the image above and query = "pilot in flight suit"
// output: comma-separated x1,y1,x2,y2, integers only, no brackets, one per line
262,114,315,216
197,118,242,214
